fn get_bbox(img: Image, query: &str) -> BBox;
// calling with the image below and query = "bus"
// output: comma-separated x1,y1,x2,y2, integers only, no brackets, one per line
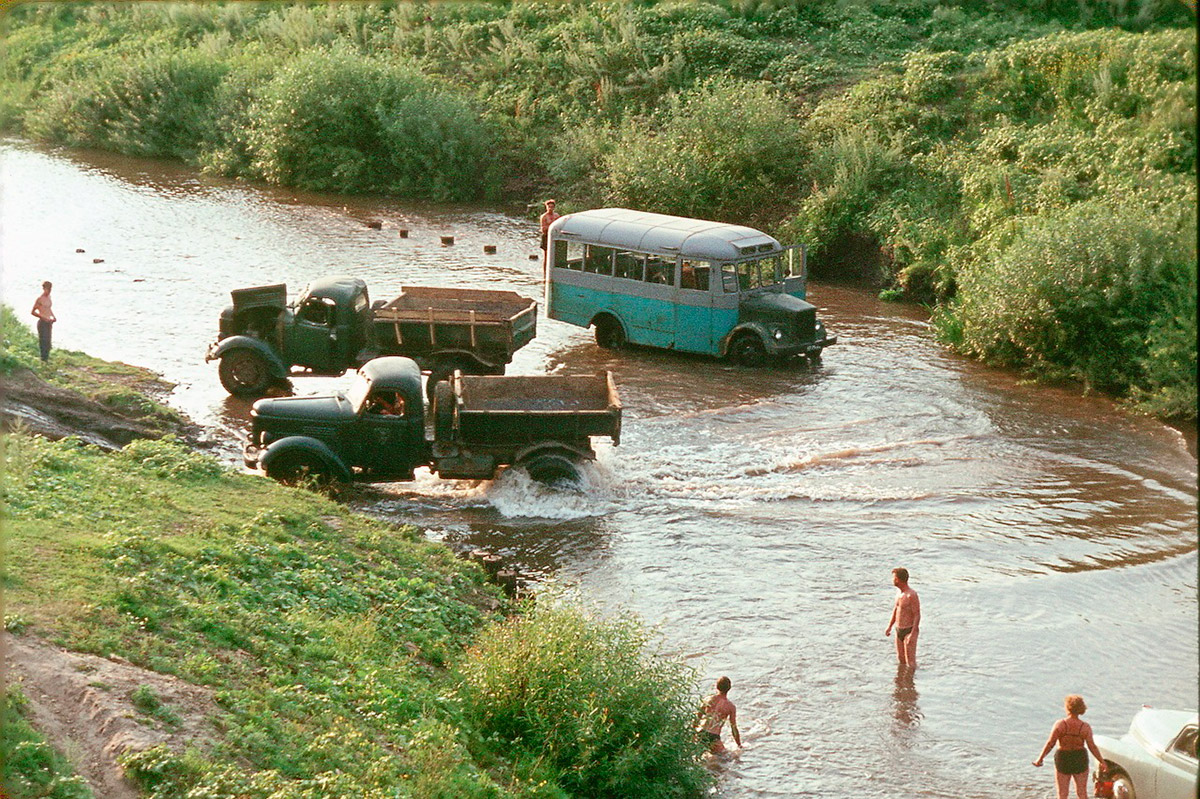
545,208,836,365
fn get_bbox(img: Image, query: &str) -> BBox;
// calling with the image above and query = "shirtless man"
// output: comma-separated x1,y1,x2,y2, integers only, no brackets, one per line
30,281,56,362
696,676,741,754
539,199,560,252
884,567,920,668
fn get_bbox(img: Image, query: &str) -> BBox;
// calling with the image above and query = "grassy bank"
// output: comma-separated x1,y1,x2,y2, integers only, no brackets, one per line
0,0,1193,417
2,350,711,797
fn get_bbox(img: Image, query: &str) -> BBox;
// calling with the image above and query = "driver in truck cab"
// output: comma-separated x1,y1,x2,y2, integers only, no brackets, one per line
369,392,405,416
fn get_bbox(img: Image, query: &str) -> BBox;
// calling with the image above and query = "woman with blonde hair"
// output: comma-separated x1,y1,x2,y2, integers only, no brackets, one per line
1033,694,1107,799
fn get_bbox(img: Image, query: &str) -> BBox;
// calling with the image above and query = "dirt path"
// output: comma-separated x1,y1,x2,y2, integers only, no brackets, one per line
2,633,221,799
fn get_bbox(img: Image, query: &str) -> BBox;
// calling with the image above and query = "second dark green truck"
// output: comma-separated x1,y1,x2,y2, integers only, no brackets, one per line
207,276,538,398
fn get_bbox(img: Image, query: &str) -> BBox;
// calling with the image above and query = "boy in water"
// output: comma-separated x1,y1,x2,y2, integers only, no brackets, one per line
697,676,741,754
884,567,921,668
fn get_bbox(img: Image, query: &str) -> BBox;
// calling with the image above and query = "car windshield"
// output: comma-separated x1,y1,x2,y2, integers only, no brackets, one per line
345,375,371,412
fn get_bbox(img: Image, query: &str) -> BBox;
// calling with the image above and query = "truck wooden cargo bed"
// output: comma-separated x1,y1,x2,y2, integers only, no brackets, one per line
373,287,537,364
441,372,621,448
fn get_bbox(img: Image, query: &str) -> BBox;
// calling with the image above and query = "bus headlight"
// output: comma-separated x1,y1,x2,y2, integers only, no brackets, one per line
773,329,783,340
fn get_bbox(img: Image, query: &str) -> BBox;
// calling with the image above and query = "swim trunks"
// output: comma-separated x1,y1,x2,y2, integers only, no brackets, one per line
897,626,913,642
702,731,721,743
1055,748,1088,775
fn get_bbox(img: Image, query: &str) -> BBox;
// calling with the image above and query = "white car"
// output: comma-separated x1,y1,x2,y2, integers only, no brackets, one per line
1094,706,1197,799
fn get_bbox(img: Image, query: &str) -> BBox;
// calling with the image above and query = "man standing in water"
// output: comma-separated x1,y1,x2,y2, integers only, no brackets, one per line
697,676,741,754
885,567,921,668
30,281,56,362
539,199,560,253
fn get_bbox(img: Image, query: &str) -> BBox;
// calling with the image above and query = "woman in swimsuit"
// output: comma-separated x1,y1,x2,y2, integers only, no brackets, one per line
1033,694,1107,799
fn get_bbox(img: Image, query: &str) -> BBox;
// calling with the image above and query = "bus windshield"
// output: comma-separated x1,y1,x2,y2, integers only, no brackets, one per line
720,255,798,293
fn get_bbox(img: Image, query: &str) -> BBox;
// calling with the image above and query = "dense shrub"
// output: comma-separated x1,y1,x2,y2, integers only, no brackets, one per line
600,78,806,223
943,200,1196,413
458,601,710,799
245,50,494,199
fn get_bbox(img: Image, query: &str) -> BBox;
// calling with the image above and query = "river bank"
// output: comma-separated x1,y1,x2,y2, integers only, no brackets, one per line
1,324,712,798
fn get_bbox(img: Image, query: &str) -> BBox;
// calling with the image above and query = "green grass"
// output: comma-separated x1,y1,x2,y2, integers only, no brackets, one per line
3,403,710,796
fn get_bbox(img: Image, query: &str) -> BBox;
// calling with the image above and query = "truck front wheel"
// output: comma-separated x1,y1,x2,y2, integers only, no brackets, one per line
219,349,273,397
265,450,332,487
519,453,582,487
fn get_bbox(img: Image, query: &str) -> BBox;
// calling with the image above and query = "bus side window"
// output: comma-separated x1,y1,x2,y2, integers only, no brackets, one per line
645,255,674,286
722,264,739,293
614,251,644,281
681,260,711,291
585,245,613,274
553,240,569,269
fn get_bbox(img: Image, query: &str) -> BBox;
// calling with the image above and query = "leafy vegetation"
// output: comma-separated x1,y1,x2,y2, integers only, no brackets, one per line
3,416,710,796
0,0,1193,415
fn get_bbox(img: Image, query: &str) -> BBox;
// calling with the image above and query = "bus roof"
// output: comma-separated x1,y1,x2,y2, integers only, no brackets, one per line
548,208,782,262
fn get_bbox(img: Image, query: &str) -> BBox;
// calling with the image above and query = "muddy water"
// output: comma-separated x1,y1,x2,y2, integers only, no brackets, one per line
3,141,1195,798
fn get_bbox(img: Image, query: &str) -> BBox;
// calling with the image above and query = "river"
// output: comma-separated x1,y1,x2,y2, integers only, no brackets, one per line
3,140,1195,798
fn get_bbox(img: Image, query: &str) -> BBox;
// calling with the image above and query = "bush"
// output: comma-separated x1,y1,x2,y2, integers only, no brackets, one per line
24,47,227,160
457,601,711,799
599,78,805,224
245,50,495,199
943,200,1196,409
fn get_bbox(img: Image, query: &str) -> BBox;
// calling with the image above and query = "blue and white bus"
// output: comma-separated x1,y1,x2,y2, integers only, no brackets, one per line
546,208,836,364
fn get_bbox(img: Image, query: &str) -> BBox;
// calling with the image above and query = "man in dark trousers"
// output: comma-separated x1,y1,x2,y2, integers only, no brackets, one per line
31,281,56,362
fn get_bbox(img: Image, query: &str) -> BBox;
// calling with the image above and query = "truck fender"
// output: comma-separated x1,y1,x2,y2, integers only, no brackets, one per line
513,441,595,464
513,443,593,487
260,436,353,483
719,324,769,358
206,336,288,378
426,350,498,374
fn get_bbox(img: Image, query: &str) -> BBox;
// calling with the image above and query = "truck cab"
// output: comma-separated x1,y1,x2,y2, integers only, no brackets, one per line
245,357,428,483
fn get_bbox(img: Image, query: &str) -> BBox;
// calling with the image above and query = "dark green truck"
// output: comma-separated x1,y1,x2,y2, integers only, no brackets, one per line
207,276,537,398
243,356,622,486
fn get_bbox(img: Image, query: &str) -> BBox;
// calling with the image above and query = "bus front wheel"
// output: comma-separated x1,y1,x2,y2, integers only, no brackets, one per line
593,317,626,350
730,335,767,367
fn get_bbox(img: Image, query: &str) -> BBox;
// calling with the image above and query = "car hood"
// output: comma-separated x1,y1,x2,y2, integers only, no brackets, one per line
1129,708,1197,755
251,393,357,422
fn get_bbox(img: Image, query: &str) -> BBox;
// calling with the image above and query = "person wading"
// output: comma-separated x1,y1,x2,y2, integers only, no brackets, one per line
884,567,920,668
696,676,742,754
1033,694,1106,799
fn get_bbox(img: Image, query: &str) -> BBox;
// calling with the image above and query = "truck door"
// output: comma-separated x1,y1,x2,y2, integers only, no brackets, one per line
357,389,421,478
285,296,338,371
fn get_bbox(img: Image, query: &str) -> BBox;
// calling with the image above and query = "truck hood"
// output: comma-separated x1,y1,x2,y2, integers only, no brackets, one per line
251,393,357,422
739,291,816,321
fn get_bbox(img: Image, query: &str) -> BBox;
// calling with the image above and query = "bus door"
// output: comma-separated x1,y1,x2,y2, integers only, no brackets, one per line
612,250,649,344
637,254,677,349
675,259,715,354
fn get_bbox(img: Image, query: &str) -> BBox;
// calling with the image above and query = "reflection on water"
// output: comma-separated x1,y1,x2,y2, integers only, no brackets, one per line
2,141,1195,798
